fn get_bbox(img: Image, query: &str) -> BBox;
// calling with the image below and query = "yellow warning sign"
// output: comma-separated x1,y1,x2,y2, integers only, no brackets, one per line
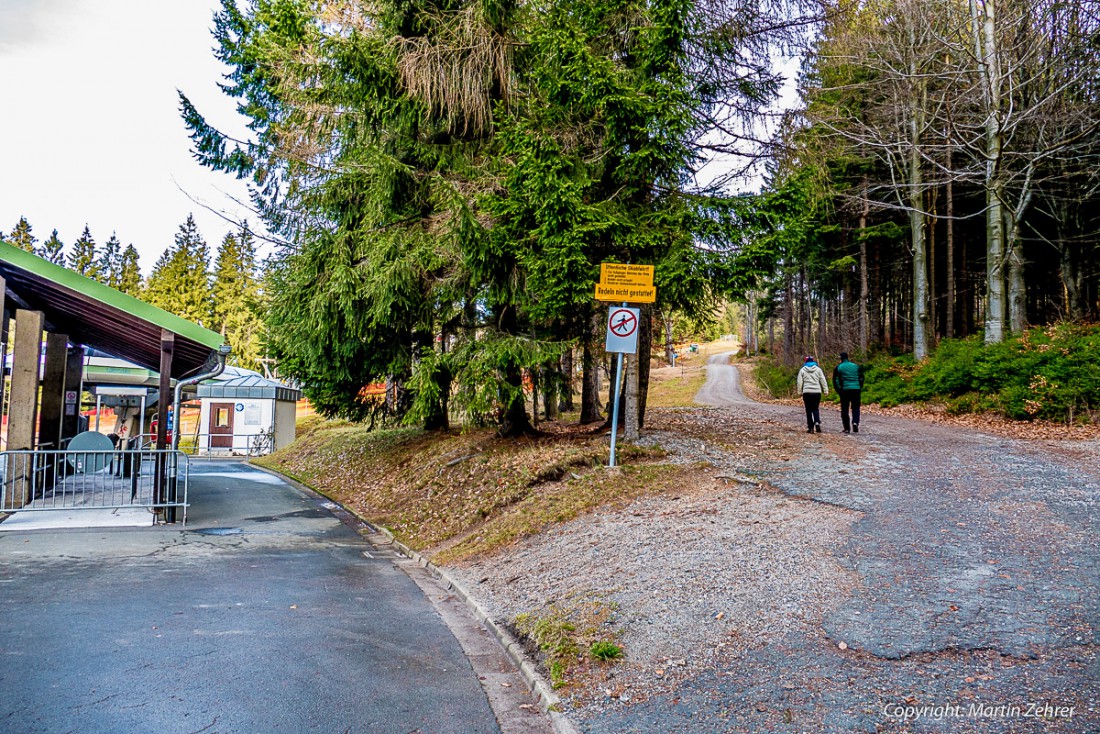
600,263,654,287
595,283,656,303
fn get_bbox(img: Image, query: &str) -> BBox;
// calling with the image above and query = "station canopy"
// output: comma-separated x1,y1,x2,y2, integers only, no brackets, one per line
197,366,301,402
0,241,226,379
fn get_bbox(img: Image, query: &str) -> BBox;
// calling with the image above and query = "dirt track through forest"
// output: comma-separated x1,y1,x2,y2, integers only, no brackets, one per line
452,353,1099,733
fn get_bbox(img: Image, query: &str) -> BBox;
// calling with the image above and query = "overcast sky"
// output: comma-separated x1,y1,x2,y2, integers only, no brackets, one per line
0,0,260,274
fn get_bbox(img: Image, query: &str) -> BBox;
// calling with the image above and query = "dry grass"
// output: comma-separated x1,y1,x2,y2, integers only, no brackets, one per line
253,417,669,564
256,342,739,562
646,365,707,407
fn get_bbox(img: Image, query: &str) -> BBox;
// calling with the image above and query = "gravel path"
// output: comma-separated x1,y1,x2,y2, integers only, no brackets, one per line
449,354,1099,733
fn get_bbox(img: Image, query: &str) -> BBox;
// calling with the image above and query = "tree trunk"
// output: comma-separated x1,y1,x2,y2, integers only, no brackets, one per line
909,92,930,359
783,270,794,362
928,188,937,341
1005,183,1035,334
529,369,539,430
623,353,640,441
541,363,560,422
496,306,533,437
1006,215,1027,335
559,348,575,413
945,138,956,339
859,192,870,354
973,0,1007,343
580,312,603,423
663,312,675,365
637,304,652,429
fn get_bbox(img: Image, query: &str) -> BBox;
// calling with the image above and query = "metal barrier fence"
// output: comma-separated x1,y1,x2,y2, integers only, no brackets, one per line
0,449,189,525
136,429,275,457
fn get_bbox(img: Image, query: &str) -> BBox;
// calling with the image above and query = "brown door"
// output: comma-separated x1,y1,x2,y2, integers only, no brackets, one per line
209,403,235,449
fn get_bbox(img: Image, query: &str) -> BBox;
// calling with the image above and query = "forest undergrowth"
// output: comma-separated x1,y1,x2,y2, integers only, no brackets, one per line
748,323,1100,437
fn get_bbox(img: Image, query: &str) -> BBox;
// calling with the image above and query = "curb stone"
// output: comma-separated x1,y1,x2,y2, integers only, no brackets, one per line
246,461,579,734
369,525,581,734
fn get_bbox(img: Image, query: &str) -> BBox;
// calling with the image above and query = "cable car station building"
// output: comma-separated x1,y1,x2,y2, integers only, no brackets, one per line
0,242,229,525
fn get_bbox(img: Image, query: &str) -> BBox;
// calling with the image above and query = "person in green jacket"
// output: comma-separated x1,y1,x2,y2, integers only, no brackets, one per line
832,351,864,434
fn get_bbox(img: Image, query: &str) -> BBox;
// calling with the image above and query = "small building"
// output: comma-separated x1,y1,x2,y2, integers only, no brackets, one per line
195,367,301,455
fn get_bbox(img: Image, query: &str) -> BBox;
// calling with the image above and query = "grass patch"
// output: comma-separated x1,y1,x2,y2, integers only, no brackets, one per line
254,419,668,563
589,640,624,661
434,459,676,564
645,367,708,408
514,592,621,689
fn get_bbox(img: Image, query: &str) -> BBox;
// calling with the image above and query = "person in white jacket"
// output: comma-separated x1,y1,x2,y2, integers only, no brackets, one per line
796,356,829,433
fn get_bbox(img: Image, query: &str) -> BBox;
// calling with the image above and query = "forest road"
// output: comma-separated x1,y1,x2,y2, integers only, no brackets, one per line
565,351,1100,733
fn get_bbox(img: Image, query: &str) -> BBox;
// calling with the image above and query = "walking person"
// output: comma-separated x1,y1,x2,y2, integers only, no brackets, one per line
832,351,864,434
797,356,829,433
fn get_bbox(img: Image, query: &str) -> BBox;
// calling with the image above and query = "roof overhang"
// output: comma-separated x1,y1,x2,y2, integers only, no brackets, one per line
0,242,226,379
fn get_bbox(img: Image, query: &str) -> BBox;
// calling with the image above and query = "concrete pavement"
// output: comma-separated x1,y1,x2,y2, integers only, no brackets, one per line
0,459,553,734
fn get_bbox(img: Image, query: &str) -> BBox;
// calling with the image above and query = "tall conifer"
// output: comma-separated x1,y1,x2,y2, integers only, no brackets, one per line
213,226,264,369
39,229,65,264
144,215,213,326
7,217,36,253
118,245,143,296
68,226,100,278
98,233,124,288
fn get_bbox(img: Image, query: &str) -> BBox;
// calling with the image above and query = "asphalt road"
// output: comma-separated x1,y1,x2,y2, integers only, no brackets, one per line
0,461,550,734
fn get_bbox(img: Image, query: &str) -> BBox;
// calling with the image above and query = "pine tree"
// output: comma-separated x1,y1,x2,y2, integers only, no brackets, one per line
143,215,213,326
212,225,264,369
97,233,124,288
118,245,143,296
39,229,65,264
68,226,100,278
8,217,37,253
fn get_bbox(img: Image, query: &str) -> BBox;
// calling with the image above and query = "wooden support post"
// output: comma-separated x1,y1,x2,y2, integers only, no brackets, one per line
157,331,174,451
154,331,174,515
4,310,45,509
39,333,68,451
0,275,7,450
61,346,85,444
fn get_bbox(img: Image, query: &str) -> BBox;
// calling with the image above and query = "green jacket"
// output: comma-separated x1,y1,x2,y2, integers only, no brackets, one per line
833,360,863,391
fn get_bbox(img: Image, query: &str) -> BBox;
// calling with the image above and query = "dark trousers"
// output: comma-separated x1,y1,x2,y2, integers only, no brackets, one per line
839,389,861,430
802,392,822,429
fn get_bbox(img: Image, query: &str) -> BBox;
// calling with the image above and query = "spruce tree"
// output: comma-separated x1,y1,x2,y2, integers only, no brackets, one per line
182,0,808,429
68,226,100,278
213,226,264,370
97,233,124,288
8,217,37,253
39,229,65,264
143,215,213,326
118,245,143,296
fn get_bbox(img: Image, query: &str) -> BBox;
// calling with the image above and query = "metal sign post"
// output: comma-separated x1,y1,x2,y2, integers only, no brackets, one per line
609,351,625,467
605,305,639,467
595,262,655,468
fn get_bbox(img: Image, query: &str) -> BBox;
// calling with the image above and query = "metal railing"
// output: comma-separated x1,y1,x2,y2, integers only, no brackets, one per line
145,429,276,457
0,449,189,524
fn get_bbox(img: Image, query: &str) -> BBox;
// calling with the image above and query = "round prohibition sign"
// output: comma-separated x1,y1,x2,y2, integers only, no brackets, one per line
609,308,638,338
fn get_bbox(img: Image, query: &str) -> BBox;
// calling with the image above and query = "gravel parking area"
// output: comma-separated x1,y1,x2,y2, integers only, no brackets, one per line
448,355,1099,733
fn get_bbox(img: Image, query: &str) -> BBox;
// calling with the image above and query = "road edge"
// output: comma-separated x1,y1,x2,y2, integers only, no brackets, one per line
247,461,580,734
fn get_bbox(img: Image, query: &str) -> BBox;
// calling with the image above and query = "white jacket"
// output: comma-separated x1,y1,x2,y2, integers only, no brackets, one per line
797,364,829,395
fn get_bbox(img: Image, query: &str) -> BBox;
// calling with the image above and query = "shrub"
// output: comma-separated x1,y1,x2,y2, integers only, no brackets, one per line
857,325,1100,423
861,354,916,407
752,357,799,399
